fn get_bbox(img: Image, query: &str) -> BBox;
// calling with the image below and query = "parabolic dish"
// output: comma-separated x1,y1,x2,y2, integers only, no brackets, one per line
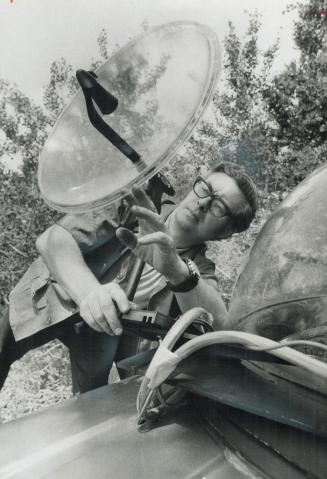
38,21,221,212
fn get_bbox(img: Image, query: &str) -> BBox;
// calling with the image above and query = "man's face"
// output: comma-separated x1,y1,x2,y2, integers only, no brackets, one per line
173,172,246,243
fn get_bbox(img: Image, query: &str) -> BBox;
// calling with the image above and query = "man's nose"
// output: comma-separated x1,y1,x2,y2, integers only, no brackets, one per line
197,196,211,212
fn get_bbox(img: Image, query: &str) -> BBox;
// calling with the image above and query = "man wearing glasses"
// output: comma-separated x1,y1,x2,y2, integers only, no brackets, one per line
2,164,257,394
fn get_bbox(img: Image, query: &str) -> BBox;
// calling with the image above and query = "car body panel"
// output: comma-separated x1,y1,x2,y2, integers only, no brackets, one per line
196,398,327,479
229,163,327,341
169,348,327,437
0,377,247,479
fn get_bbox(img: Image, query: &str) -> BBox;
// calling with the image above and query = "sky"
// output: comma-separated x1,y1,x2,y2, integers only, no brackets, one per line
0,0,305,104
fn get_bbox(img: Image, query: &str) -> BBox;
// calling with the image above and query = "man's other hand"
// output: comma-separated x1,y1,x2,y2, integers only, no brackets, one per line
78,283,131,335
116,186,189,284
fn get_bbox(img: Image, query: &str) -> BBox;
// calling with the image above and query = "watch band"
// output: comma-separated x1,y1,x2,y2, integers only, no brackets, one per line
167,258,200,293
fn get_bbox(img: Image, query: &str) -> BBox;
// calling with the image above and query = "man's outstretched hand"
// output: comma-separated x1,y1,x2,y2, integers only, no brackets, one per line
116,186,189,285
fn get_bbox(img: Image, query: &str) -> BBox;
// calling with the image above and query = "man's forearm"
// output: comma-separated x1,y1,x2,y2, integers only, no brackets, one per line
174,278,227,330
164,258,227,330
36,225,100,305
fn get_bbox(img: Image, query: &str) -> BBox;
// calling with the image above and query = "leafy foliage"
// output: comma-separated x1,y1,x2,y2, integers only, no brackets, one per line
263,0,327,189
165,11,280,199
43,58,78,124
170,2,327,196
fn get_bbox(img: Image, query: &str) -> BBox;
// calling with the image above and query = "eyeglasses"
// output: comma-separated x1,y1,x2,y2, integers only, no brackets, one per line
193,176,233,218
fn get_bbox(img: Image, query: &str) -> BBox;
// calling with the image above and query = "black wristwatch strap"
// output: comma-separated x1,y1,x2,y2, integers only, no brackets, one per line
167,258,200,293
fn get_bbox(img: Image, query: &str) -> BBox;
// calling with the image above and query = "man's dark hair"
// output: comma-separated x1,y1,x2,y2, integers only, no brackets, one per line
211,163,257,233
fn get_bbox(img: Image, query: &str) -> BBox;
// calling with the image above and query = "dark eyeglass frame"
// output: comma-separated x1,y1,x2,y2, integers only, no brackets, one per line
193,176,233,218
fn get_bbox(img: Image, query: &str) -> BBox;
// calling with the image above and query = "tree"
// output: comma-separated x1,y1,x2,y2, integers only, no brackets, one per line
0,79,58,304
167,11,279,197
263,0,327,189
174,2,327,194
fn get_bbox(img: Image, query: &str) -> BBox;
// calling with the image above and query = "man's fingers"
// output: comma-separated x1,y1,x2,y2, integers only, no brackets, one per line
79,287,124,335
132,206,166,231
116,227,138,249
101,284,128,334
88,296,114,335
123,186,156,214
117,227,175,254
128,301,140,310
79,301,104,333
123,191,138,209
106,283,130,314
138,232,174,249
132,185,156,211
98,296,122,336
78,284,131,336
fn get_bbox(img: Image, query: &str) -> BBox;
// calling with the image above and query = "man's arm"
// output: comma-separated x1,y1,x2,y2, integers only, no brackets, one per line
36,225,129,335
116,186,228,330
164,263,228,330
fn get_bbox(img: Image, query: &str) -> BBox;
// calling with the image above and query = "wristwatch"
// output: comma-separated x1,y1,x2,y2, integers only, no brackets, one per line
167,258,200,293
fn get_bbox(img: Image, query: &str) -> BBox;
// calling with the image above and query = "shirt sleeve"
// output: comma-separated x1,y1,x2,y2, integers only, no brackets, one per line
190,245,220,289
57,201,136,255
